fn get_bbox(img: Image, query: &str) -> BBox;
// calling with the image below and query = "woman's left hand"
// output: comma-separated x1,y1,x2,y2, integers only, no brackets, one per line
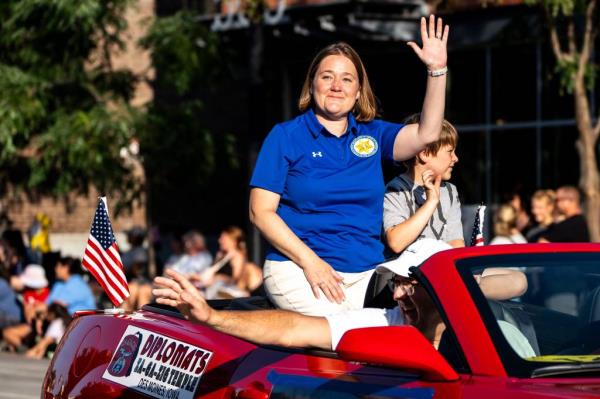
407,15,449,71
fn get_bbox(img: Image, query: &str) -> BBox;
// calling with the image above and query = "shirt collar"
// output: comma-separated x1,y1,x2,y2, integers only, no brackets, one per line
400,172,430,207
305,108,359,139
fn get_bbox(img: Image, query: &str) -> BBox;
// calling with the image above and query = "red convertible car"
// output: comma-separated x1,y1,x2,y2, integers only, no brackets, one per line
42,243,600,398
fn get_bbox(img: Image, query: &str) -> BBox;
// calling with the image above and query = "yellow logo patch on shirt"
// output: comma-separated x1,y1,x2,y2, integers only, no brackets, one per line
351,135,378,158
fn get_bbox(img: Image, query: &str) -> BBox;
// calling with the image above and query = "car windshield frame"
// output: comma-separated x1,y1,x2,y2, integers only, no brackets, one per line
410,267,472,375
456,252,600,378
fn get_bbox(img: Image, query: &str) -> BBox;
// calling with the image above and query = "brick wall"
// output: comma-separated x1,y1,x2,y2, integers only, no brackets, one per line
7,190,145,233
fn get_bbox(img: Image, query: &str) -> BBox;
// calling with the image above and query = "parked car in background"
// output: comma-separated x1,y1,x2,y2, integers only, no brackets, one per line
42,243,600,398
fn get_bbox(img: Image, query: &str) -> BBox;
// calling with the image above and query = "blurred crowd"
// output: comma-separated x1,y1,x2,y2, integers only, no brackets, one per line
0,218,263,360
489,185,590,245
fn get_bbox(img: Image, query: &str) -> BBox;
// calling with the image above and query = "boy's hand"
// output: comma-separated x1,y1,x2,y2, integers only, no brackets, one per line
422,170,441,203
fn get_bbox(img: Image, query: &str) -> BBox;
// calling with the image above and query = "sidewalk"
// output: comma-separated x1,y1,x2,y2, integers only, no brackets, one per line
0,352,49,398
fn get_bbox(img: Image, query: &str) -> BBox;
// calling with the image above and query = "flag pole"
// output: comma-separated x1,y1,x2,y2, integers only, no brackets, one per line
102,196,118,311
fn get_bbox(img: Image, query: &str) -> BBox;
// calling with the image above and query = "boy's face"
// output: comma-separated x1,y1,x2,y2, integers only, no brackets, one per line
423,144,458,180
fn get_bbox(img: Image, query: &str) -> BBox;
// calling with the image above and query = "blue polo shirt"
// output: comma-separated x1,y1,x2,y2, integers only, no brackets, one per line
250,109,403,273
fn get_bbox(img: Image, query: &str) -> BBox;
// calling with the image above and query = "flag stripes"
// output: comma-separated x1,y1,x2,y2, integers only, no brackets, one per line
81,197,130,306
470,205,486,247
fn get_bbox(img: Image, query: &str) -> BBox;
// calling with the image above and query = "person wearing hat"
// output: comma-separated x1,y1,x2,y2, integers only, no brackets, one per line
153,239,531,355
19,264,50,306
2,264,51,352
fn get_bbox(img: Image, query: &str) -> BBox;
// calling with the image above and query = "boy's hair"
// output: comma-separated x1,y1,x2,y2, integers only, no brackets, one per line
403,113,458,167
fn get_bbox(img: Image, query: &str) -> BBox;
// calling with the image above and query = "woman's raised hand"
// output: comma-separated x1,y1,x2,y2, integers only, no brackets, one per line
407,15,449,71
303,257,345,304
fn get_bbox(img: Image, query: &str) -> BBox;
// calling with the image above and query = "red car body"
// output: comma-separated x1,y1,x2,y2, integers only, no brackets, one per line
42,243,600,398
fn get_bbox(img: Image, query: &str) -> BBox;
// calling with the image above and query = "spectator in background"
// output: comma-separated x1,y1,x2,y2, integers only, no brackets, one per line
121,226,149,280
16,264,50,309
526,190,557,243
164,230,213,278
2,264,50,352
121,226,152,311
163,234,184,270
195,226,263,299
25,303,71,359
490,204,527,245
0,261,21,332
2,257,94,353
28,212,52,265
2,230,28,277
540,185,590,242
47,257,96,315
507,192,532,235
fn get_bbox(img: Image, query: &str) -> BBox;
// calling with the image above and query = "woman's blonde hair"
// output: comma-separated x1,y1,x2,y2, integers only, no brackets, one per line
493,204,518,237
298,42,377,122
531,189,556,206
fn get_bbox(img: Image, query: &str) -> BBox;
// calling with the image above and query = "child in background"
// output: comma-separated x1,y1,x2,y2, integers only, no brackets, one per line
19,264,50,308
26,303,71,359
2,264,50,351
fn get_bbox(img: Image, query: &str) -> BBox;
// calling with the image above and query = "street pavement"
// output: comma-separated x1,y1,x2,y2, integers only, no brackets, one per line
0,352,49,398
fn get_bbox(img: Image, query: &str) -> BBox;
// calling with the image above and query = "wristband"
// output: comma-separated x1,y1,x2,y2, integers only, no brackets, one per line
427,66,448,77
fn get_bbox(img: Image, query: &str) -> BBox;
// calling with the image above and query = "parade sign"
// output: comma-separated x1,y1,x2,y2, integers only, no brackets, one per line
103,326,213,399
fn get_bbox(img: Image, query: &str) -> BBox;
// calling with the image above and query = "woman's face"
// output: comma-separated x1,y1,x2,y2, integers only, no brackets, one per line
218,233,236,252
531,198,554,224
311,55,360,121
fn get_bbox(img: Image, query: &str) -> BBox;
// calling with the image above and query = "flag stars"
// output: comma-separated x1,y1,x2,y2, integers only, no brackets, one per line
89,202,118,249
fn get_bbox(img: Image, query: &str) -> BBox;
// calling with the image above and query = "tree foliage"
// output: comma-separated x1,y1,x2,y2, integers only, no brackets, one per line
138,9,239,218
0,0,139,205
528,0,600,239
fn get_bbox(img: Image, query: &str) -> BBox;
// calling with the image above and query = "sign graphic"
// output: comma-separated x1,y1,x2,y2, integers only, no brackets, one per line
103,326,213,399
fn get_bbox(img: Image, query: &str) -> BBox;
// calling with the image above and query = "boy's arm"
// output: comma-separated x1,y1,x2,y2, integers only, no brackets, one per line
384,173,441,253
385,200,439,253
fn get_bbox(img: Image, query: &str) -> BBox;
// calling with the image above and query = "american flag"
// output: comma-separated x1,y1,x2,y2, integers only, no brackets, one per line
470,204,486,246
82,197,130,306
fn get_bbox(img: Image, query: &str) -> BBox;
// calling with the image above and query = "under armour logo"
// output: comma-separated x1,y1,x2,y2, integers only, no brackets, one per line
312,151,323,158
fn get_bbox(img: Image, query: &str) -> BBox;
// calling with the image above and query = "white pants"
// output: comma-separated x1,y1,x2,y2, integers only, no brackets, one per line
263,260,374,316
